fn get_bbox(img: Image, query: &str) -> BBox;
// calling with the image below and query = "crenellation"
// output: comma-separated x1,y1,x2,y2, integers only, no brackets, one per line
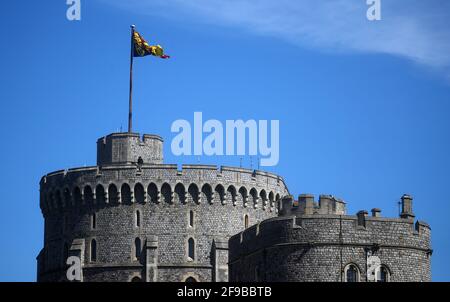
229,204,432,282
38,132,288,282
97,133,164,166
40,164,288,215
37,132,431,282
279,194,347,216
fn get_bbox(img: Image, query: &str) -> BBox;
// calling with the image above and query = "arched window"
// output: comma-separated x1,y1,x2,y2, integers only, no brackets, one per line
344,264,359,282
135,210,141,228
185,277,197,282
189,210,194,228
215,185,225,204
239,187,248,207
108,184,118,204
73,187,82,205
269,192,275,208
175,183,186,203
378,266,390,282
96,185,105,204
84,186,94,204
227,186,237,205
121,183,132,204
161,183,172,203
201,184,213,203
275,193,281,212
188,184,199,203
260,190,267,208
188,238,195,261
250,188,258,208
244,214,249,229
131,276,142,282
134,183,145,203
147,183,158,203
91,213,96,230
134,238,141,260
90,239,97,262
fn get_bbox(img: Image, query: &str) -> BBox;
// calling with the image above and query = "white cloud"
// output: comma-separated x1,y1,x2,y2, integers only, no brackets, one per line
101,0,450,77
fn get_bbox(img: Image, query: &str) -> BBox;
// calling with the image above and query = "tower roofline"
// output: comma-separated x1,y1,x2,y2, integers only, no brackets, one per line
97,132,164,143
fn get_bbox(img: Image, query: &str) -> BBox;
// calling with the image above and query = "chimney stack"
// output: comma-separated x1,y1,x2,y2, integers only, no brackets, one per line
400,194,415,220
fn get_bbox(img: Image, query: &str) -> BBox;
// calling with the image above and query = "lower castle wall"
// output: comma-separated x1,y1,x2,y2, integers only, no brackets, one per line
231,246,430,282
229,215,431,282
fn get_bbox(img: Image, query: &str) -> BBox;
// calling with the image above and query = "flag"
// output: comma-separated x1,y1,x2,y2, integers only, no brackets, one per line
133,31,170,59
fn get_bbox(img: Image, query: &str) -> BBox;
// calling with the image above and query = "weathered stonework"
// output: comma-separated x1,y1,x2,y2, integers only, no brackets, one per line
37,133,432,282
37,133,288,282
229,195,432,282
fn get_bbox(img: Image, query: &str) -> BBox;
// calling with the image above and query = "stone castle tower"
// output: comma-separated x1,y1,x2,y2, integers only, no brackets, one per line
37,133,288,282
37,132,432,282
229,195,432,282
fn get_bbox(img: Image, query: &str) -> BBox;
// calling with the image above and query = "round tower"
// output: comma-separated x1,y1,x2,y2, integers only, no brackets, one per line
37,133,289,282
229,195,432,282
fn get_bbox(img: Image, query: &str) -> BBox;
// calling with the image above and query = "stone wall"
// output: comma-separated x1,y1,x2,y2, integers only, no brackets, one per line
37,155,288,282
229,196,432,282
97,133,164,166
37,132,432,283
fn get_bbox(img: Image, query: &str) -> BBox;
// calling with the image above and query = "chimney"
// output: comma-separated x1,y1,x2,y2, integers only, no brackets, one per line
400,194,415,220
371,208,381,217
357,210,368,228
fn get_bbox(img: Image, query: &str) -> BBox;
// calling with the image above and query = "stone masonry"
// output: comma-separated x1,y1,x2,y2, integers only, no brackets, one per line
37,133,288,282
37,132,431,282
229,195,432,282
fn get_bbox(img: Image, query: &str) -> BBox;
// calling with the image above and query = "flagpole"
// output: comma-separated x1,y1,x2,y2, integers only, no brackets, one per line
128,25,135,133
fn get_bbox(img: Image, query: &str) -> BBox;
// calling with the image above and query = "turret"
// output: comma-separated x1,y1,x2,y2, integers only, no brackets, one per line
279,194,347,216
97,133,163,166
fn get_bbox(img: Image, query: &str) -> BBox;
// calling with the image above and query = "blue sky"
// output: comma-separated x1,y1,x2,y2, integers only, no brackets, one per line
0,0,449,281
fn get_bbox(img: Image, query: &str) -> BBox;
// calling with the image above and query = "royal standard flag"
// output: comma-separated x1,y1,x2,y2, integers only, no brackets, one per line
133,30,170,59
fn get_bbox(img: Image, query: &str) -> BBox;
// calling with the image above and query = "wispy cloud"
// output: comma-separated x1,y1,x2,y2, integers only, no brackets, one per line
102,0,450,79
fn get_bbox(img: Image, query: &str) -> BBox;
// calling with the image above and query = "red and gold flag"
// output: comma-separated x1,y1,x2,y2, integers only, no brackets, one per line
133,31,170,59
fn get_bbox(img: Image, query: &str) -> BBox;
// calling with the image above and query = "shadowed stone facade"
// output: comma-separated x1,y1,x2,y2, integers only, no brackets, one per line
229,195,432,282
37,133,288,282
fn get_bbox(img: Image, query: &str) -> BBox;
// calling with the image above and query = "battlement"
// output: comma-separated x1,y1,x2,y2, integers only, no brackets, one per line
229,198,432,282
231,211,432,251
37,131,433,282
41,164,286,185
97,133,163,166
279,194,347,216
278,194,418,223
39,162,288,215
230,194,432,260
